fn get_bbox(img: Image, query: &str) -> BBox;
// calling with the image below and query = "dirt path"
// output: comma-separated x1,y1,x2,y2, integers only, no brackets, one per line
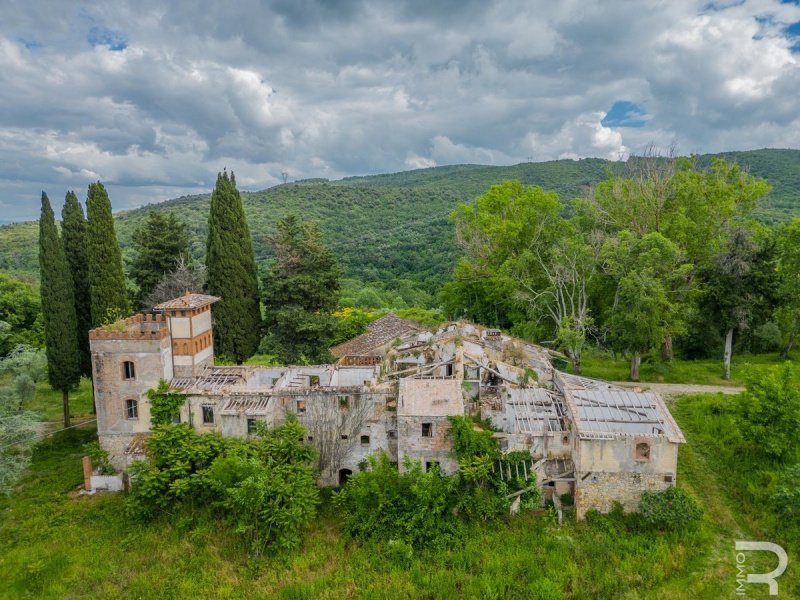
610,382,745,397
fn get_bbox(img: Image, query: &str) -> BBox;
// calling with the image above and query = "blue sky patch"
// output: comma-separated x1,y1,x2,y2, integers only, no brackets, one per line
87,26,127,51
787,21,800,36
18,37,41,49
702,1,746,12
601,101,647,128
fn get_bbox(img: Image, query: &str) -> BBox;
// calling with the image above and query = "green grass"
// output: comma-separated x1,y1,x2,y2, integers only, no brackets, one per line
1,392,796,599
22,378,95,424
568,347,799,386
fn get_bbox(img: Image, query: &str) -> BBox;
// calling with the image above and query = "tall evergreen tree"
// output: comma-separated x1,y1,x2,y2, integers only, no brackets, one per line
86,182,130,326
130,212,189,307
38,193,80,427
205,171,261,362
262,215,341,363
61,191,92,377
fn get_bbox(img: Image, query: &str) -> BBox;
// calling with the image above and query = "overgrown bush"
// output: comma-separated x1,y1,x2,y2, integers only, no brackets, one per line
127,418,319,555
334,452,462,549
770,464,800,525
639,487,702,532
737,363,800,462
82,440,115,475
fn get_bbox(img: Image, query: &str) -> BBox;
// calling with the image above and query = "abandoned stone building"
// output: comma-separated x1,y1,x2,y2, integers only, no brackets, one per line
89,292,685,518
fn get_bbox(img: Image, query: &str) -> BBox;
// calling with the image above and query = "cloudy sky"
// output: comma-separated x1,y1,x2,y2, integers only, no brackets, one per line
1,0,799,221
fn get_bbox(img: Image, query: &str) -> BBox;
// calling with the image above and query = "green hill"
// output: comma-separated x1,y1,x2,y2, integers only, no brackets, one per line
1,148,798,290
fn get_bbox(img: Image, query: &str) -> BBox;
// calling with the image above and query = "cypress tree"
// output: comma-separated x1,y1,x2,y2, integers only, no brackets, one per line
39,192,80,428
86,182,130,326
206,171,261,362
61,191,92,377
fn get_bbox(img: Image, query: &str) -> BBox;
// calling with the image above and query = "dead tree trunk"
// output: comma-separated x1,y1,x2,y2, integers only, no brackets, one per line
630,353,641,381
780,316,797,360
722,328,734,380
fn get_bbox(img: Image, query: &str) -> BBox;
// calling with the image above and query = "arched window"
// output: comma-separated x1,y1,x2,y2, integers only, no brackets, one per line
126,399,139,419
122,361,135,380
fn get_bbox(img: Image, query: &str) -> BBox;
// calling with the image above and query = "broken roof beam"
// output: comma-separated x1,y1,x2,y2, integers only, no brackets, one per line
462,355,523,387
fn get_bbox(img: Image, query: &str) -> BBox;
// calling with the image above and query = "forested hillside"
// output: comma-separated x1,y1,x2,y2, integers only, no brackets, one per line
1,149,798,291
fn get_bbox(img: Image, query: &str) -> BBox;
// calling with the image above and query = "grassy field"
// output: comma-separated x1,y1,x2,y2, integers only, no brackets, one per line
24,378,96,425
568,348,799,386
0,392,796,599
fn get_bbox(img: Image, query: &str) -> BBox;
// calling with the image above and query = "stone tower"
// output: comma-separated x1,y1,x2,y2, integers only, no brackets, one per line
153,293,220,378
89,312,173,466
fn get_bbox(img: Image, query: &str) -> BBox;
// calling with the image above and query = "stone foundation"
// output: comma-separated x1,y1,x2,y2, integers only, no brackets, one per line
575,471,674,519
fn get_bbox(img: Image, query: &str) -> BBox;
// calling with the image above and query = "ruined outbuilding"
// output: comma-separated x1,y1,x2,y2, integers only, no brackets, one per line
90,296,685,517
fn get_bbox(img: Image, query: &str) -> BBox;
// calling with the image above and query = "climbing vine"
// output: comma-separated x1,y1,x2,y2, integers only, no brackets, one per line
146,380,187,426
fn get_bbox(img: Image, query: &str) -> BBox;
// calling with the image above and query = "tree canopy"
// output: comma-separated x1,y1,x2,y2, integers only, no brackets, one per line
261,215,341,363
130,212,189,307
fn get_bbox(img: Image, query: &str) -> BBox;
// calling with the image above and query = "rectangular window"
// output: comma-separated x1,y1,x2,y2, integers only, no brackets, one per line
296,400,306,413
339,396,350,409
421,423,432,437
360,435,370,446
122,361,135,380
445,363,453,377
340,434,349,440
425,461,440,472
387,430,397,439
202,405,214,424
386,397,397,411
247,418,257,434
126,399,138,419
310,375,320,386
171,414,181,424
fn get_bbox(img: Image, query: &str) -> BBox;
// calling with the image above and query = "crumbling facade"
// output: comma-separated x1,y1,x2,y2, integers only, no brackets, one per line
90,293,685,518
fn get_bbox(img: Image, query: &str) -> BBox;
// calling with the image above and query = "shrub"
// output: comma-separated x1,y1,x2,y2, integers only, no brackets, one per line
770,464,800,525
334,452,462,549
639,487,702,532
737,364,800,462
127,419,319,555
82,440,115,475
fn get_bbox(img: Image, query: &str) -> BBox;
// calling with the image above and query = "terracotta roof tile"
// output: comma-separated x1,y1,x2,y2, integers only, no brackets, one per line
153,292,220,311
330,313,421,358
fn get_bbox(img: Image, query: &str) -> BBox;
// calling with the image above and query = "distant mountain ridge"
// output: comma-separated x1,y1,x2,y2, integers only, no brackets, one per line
1,148,798,289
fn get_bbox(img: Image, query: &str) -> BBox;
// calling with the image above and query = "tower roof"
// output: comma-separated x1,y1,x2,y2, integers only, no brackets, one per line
153,292,220,311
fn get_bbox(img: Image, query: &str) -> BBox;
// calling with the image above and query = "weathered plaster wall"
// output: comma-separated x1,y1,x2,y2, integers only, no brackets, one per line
91,336,170,467
397,415,458,474
398,378,463,416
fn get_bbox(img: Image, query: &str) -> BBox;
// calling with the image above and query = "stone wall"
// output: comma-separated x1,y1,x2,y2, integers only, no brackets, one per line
397,415,458,474
91,336,170,462
575,471,674,519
